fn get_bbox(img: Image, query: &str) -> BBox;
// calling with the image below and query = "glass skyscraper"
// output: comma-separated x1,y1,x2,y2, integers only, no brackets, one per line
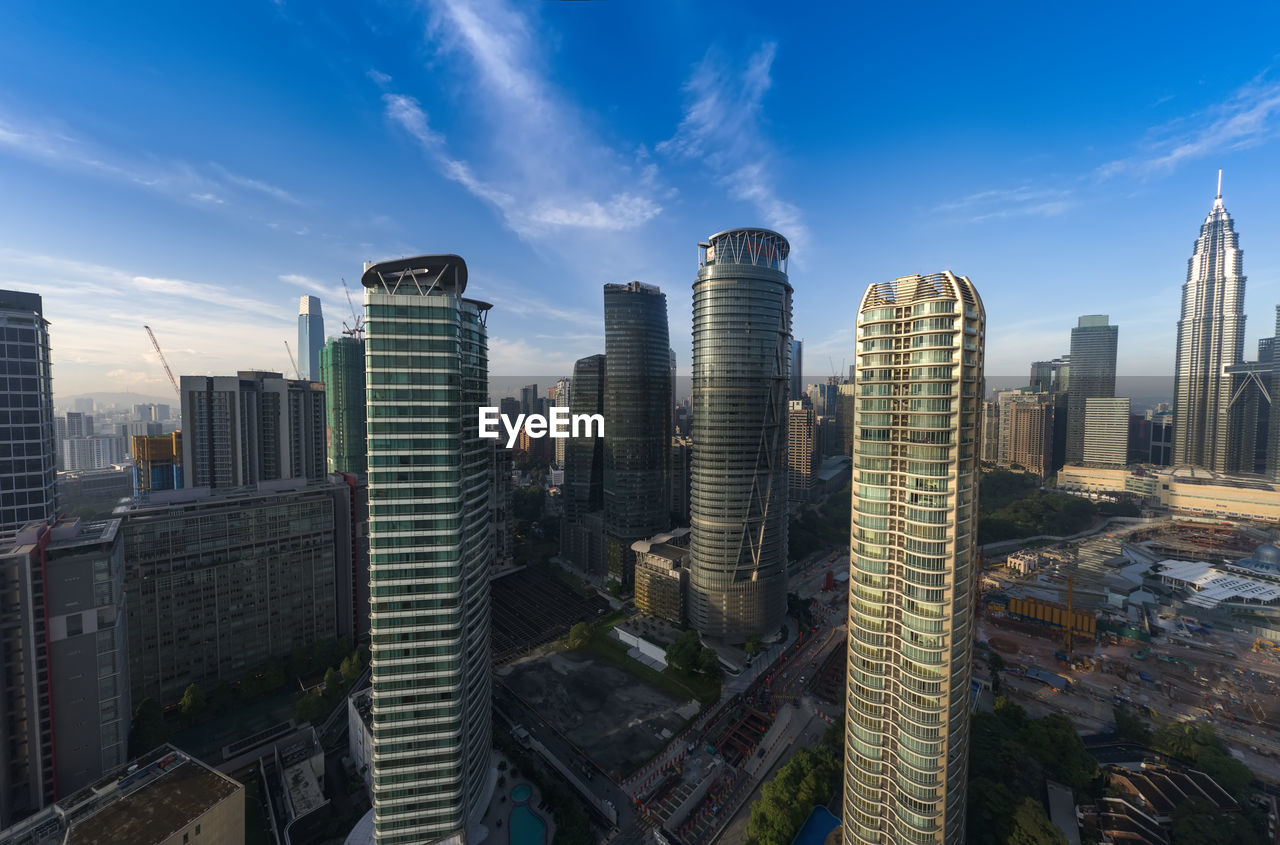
321,335,367,474
362,255,493,845
562,354,607,575
688,228,791,642
1064,315,1118,466
0,290,56,530
844,271,984,845
603,281,672,588
298,295,324,382
1174,177,1247,473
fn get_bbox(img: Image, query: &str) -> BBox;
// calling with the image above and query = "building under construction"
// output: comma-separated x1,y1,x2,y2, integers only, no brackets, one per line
131,431,182,494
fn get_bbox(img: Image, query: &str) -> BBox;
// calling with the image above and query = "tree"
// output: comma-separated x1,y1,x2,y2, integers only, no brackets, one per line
180,683,205,717
1171,797,1262,845
324,667,343,695
745,637,762,657
340,652,362,684
697,647,722,679
666,630,701,673
567,622,591,649
293,691,327,724
129,698,167,757
1007,798,1067,845
746,746,841,845
1113,704,1152,745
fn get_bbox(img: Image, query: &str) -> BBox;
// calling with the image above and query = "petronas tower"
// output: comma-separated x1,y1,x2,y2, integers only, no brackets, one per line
1173,174,1247,473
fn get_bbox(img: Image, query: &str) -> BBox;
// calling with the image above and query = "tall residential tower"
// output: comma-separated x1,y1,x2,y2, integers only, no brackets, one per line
845,272,984,845
689,228,791,642
362,256,493,845
1174,175,1247,473
0,291,56,530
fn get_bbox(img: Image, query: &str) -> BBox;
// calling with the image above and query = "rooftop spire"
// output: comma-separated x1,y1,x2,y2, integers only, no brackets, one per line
1217,168,1222,199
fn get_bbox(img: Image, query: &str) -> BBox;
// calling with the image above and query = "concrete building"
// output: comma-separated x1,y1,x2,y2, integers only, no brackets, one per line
298,295,324,382
562,354,606,575
689,228,791,642
1058,464,1280,523
0,517,129,826
1066,315,1118,465
845,271,984,845
788,397,817,500
180,371,325,489
633,533,691,625
1083,397,1131,467
131,432,183,495
1006,394,1054,478
0,291,56,531
603,281,672,589
321,336,367,475
837,382,857,458
1175,177,1248,473
362,255,494,845
980,400,1000,463
119,477,363,703
60,435,127,471
0,746,243,845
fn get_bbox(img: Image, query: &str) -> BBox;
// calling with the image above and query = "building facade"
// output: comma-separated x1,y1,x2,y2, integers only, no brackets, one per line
131,432,183,495
603,282,672,589
791,338,804,401
321,336,367,475
0,291,56,531
689,228,791,642
298,296,324,382
1174,180,1247,473
1083,397,1131,467
845,271,984,845
788,397,817,500
1006,395,1054,478
562,354,606,575
180,371,325,489
121,478,359,702
362,255,493,845
1065,315,1118,465
0,517,128,826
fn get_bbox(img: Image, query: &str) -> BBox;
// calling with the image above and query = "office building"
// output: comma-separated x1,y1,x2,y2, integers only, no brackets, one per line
689,228,791,642
0,291,56,531
1029,357,1069,393
791,338,804,401
180,371,325,489
298,295,324,382
980,400,1000,463
1006,395,1054,478
603,281,672,588
837,382,857,457
788,397,818,500
121,477,362,702
845,271,984,845
64,412,90,438
1066,315,1118,465
320,336,367,475
362,255,493,844
0,746,244,845
1150,412,1174,466
0,517,128,826
520,383,539,415
670,435,691,527
633,531,691,624
491,442,514,570
1082,397,1131,467
1175,177,1247,473
562,355,607,575
132,432,183,494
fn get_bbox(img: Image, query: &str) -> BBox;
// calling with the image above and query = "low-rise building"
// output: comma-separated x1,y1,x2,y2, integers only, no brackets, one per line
632,529,691,624
1057,464,1280,523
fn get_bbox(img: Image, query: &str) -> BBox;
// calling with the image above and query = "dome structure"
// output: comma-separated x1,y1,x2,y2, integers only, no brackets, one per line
1252,544,1280,565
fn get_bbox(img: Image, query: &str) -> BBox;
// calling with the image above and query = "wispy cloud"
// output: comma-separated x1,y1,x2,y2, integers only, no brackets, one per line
659,42,809,253
932,186,1075,222
381,0,663,239
0,110,305,211
1098,77,1280,178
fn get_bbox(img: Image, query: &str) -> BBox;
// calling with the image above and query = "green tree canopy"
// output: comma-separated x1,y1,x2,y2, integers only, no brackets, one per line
1007,797,1068,845
180,683,205,717
567,622,591,649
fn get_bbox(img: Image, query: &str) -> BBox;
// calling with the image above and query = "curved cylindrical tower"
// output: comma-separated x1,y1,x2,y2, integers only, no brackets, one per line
844,271,984,845
688,228,792,642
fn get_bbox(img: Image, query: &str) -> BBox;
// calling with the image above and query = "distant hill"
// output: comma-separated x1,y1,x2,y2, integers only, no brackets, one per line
56,391,178,410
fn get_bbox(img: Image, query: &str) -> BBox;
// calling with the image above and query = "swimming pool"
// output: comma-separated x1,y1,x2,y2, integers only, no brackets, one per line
512,783,531,802
510,804,547,844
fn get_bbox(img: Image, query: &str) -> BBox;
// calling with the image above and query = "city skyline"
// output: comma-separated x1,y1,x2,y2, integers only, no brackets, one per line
3,3,1280,397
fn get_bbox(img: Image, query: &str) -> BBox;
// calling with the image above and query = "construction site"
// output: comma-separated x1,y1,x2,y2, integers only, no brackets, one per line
979,518,1280,781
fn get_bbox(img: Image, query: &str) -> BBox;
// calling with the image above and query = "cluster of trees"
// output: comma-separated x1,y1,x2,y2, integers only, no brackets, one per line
967,698,1096,845
665,629,722,679
789,484,851,561
745,722,844,845
293,644,370,724
979,470,1096,544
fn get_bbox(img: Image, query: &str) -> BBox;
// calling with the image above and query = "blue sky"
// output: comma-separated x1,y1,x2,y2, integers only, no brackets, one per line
2,1,1280,399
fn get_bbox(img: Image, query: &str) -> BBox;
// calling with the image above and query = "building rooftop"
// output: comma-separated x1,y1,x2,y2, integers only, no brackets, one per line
1157,559,1280,608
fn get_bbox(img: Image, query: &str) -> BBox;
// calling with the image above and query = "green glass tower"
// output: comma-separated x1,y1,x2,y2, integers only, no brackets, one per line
320,336,367,475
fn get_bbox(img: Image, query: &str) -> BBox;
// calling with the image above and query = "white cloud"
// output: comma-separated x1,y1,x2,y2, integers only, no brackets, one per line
932,186,1075,223
380,0,663,238
659,42,809,253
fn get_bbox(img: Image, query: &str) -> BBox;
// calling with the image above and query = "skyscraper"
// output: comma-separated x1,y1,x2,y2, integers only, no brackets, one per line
562,355,606,575
0,291,56,531
1174,175,1247,473
298,295,324,382
320,336,367,475
1006,395,1054,478
790,338,804,401
1083,397,1131,467
180,372,325,488
603,281,672,588
845,271,984,845
552,376,572,467
362,255,493,844
689,228,791,642
788,397,817,500
1065,315,1118,465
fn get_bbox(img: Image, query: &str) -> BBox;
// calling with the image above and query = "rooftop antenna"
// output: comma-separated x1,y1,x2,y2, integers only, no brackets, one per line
1216,168,1222,199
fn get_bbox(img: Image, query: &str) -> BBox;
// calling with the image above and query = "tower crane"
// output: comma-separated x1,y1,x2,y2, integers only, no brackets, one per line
284,341,302,380
144,325,180,396
341,277,365,339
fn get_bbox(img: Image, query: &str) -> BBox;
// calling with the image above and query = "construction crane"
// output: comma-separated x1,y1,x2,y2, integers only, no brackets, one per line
144,325,180,396
340,277,365,339
284,341,302,380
